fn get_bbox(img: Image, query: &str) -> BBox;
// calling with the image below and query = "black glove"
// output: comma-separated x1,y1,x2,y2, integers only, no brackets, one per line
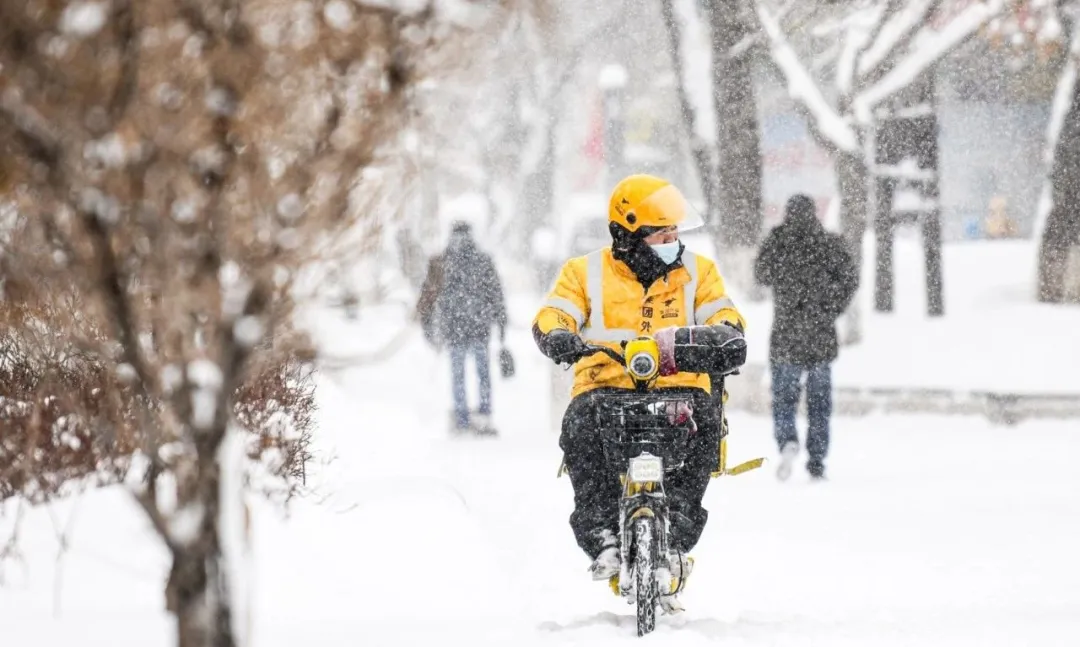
535,327,588,366
656,324,747,376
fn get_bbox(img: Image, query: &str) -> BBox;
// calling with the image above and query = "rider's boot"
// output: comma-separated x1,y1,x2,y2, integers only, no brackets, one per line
589,545,620,581
659,551,694,614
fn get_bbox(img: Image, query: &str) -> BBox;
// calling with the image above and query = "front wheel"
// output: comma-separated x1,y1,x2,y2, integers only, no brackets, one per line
633,516,659,637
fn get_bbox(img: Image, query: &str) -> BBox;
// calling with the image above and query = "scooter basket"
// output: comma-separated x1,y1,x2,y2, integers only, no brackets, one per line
593,394,694,471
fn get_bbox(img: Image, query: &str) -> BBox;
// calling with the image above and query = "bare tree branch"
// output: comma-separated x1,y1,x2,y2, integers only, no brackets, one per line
853,0,1004,121
752,0,860,152
1,2,518,644
661,0,717,221
0,90,62,164
108,0,141,122
857,0,941,85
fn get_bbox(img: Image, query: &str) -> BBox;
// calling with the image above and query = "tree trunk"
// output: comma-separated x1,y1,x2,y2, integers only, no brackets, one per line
164,447,236,647
708,0,763,297
1039,54,1080,303
836,149,869,344
873,176,896,312
169,548,235,647
660,0,718,225
923,202,944,315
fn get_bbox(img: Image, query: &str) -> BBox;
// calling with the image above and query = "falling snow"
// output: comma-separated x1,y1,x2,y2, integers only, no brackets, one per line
59,2,109,37
3,1,1080,646
323,0,354,31
187,359,223,392
233,316,265,348
166,503,205,546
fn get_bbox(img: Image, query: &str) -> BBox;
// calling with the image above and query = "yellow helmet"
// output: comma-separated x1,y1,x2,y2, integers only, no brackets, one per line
608,174,704,234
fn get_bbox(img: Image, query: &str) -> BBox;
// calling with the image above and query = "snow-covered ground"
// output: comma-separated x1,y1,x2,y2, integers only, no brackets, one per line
2,293,1079,646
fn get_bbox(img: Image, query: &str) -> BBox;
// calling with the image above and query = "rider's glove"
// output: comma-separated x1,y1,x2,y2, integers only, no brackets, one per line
655,324,747,377
656,327,680,377
535,328,588,366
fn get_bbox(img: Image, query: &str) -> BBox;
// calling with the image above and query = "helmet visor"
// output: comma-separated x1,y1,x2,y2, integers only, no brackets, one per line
634,185,705,234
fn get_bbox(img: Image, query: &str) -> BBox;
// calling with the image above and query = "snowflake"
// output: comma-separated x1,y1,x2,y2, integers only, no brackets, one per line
324,0,354,31
59,2,109,38
234,316,265,348
187,359,223,391
276,193,304,221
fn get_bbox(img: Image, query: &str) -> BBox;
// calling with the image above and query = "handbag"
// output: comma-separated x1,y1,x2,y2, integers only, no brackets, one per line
498,347,515,378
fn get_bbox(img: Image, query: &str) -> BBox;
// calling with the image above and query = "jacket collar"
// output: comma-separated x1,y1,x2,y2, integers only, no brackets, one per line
603,246,690,292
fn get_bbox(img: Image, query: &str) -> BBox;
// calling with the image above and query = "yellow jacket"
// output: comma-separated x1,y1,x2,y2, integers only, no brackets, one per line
534,247,746,398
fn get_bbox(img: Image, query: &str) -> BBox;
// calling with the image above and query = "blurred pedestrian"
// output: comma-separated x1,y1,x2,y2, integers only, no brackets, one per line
754,195,859,480
417,221,509,436
985,195,1018,239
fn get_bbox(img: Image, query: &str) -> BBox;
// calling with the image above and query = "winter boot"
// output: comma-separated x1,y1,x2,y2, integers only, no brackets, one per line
659,552,694,614
589,546,620,581
471,413,498,437
807,459,826,480
449,410,470,436
776,441,799,481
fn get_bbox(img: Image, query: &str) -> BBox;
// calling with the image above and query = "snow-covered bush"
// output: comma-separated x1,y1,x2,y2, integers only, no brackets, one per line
0,1,517,645
0,324,316,506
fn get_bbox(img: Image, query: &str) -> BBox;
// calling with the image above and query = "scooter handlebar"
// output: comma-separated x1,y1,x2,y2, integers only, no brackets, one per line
582,344,626,365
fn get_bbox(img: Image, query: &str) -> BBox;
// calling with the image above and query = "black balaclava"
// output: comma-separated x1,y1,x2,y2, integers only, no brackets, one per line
444,221,478,272
609,222,684,288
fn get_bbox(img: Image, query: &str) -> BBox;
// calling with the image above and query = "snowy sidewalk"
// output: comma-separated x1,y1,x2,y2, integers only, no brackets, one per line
1,237,1077,646
2,310,1079,646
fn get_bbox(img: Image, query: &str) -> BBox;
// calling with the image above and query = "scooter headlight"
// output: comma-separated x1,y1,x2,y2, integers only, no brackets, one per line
628,352,657,380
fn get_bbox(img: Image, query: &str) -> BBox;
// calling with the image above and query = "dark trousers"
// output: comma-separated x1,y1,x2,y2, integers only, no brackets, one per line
450,340,491,427
559,387,722,560
770,362,832,467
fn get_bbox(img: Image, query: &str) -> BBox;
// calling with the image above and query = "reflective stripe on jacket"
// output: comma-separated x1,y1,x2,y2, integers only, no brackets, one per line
534,247,746,398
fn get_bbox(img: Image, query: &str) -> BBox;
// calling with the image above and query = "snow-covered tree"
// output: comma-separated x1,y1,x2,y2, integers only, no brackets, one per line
484,1,621,258
388,0,628,270
751,0,1006,336
0,1,512,646
661,0,763,297
1019,0,1080,302
662,0,719,227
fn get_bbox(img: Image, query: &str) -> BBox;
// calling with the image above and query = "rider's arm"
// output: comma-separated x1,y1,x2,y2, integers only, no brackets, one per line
532,258,590,363
656,256,748,376
693,257,747,332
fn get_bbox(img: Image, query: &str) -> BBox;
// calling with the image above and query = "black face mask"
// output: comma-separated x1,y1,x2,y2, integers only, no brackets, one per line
609,222,683,288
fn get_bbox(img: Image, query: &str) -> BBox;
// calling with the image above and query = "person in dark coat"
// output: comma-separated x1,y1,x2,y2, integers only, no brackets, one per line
417,221,508,434
754,195,859,480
